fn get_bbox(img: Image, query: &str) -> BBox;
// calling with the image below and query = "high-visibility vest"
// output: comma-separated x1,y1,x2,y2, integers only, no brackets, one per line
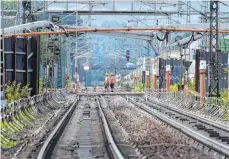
104,77,109,84
110,76,115,84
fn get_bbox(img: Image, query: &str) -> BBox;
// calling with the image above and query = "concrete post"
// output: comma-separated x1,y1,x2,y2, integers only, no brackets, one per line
228,66,229,120
228,55,229,120
145,71,149,88
153,69,157,89
166,65,171,91
199,60,206,97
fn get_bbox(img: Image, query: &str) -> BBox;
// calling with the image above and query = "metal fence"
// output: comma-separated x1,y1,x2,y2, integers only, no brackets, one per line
145,89,228,121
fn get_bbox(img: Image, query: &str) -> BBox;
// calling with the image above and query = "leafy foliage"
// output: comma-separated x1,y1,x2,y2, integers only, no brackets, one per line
132,82,145,92
220,89,228,101
5,81,30,103
2,0,17,10
170,83,178,92
223,68,228,73
40,34,51,61
67,83,73,89
20,83,30,98
39,78,43,92
14,83,21,100
5,81,15,103
187,78,195,91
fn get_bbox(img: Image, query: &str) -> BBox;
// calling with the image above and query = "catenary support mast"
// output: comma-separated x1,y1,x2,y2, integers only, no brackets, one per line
208,1,220,97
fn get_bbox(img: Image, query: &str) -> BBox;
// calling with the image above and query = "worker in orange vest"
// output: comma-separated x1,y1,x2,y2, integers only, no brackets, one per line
110,73,115,92
104,73,110,92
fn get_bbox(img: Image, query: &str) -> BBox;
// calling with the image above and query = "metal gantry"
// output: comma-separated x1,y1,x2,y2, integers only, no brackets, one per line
22,0,34,24
208,1,220,97
57,40,62,88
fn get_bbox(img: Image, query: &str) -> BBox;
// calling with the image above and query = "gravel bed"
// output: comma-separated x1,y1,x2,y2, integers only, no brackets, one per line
50,96,109,159
99,96,140,159
104,95,220,159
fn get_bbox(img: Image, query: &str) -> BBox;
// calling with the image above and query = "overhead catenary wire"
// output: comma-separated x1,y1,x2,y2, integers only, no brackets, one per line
141,1,180,24
179,1,208,18
31,1,56,14
130,15,150,27
53,4,90,25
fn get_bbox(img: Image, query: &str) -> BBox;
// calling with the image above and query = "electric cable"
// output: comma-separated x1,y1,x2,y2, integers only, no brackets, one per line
193,32,203,41
156,32,168,41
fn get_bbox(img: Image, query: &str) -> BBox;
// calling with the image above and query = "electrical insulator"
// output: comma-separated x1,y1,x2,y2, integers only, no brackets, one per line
51,15,60,23
55,48,60,55
49,67,53,76
126,50,130,61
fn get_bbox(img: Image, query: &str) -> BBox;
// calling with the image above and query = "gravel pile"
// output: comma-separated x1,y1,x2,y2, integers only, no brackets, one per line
105,96,218,159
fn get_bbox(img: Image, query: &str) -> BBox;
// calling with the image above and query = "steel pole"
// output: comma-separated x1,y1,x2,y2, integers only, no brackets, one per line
0,0,6,103
179,46,183,91
75,0,78,92
166,65,171,91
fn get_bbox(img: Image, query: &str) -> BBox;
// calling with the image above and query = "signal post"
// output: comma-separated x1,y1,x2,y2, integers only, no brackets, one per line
166,65,171,91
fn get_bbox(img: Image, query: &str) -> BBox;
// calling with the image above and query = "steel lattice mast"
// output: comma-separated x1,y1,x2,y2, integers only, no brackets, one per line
22,0,35,24
208,1,220,97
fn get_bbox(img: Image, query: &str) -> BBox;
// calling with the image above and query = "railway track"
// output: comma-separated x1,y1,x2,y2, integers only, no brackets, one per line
104,95,221,159
6,93,228,159
36,95,138,159
128,95,229,158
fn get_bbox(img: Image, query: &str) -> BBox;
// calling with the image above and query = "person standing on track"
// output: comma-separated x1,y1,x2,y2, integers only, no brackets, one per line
104,73,110,92
110,73,115,92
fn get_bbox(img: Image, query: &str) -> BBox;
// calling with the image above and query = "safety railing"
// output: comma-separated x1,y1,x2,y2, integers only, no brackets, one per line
0,89,70,150
145,89,228,121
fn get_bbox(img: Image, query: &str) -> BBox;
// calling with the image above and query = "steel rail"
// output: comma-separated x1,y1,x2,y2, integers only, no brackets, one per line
3,27,229,37
148,97,229,132
128,98,229,157
96,97,125,159
36,99,78,159
77,92,144,96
